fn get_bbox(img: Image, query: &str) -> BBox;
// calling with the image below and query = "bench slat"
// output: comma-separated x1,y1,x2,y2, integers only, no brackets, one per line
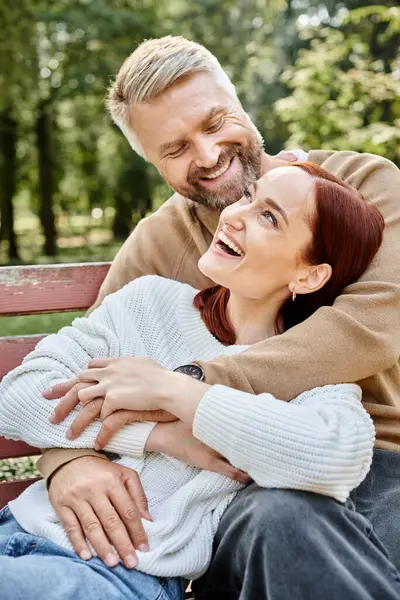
0,335,45,381
0,262,110,316
0,437,41,460
0,262,111,506
0,478,40,509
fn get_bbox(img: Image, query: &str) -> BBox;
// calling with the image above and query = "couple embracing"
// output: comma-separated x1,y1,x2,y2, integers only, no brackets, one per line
0,36,399,600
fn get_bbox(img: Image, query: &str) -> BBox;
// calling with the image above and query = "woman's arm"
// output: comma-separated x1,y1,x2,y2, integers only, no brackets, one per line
162,378,375,502
0,284,155,458
79,361,374,502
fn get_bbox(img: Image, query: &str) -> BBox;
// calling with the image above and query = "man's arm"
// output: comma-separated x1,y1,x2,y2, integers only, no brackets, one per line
196,152,400,398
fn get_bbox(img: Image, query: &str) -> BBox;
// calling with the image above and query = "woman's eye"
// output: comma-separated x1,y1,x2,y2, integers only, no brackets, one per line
262,211,278,226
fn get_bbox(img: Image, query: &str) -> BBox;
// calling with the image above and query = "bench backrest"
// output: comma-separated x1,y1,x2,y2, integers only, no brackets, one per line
0,262,110,507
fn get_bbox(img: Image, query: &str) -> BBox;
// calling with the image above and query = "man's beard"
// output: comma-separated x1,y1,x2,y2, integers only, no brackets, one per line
176,125,264,211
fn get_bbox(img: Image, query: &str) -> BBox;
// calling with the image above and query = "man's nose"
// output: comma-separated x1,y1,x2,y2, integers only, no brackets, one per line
193,138,221,169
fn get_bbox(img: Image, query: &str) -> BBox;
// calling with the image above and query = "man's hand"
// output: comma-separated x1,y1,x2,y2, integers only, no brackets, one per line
146,421,250,484
48,456,151,568
274,150,299,163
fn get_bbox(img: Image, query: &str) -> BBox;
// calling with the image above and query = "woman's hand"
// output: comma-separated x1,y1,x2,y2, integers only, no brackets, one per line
45,357,173,418
147,421,250,484
73,357,174,418
45,356,211,441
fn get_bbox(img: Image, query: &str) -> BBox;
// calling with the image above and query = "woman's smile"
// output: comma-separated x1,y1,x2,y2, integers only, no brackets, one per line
212,228,245,258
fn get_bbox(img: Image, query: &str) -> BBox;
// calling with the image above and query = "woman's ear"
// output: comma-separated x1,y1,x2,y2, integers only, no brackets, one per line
295,263,332,296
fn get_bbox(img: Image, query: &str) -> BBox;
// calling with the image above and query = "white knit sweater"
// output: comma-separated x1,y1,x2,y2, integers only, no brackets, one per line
0,276,375,579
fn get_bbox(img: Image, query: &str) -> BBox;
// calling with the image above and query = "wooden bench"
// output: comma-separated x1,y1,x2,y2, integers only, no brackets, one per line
0,262,110,506
0,261,194,598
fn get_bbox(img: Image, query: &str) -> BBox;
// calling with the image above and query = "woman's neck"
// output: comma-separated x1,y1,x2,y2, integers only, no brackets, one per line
227,291,281,345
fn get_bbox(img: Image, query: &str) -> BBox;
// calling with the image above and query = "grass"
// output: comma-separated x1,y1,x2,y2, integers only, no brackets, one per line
0,211,122,267
1,213,123,337
1,311,84,337
0,457,40,482
0,215,124,480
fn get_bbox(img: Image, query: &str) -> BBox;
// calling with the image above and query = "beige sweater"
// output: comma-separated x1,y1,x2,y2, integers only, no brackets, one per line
39,150,400,480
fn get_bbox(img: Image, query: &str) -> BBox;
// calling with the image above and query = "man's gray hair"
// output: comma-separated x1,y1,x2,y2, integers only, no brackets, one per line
107,36,237,159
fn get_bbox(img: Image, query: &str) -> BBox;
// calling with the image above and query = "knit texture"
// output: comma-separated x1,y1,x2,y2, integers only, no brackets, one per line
0,276,375,579
38,150,400,482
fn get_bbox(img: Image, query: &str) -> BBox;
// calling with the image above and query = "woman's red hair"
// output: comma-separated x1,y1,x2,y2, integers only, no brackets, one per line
194,161,385,344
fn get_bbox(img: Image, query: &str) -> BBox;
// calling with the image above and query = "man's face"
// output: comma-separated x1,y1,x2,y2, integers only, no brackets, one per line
129,71,264,210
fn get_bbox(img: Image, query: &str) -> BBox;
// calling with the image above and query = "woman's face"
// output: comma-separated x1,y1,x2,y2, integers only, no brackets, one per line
198,166,316,301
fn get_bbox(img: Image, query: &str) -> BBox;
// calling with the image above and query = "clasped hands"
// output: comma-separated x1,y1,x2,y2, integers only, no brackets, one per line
43,356,249,568
44,356,202,448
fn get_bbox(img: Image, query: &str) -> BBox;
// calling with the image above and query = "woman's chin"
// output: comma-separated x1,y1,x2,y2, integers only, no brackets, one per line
198,253,229,286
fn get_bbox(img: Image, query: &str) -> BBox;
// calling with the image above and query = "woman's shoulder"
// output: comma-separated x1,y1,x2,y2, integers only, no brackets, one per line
108,275,198,316
122,275,197,296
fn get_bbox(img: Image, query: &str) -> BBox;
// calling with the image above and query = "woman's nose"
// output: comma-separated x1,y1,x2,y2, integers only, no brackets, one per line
221,204,245,231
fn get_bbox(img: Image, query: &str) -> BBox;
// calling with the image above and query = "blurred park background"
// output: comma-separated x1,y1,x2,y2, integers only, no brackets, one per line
1,0,400,331
0,0,399,480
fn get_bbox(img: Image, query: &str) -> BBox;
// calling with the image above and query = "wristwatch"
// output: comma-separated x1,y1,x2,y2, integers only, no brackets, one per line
173,363,205,381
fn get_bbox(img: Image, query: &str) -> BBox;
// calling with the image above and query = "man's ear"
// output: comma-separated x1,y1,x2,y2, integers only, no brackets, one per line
295,263,332,296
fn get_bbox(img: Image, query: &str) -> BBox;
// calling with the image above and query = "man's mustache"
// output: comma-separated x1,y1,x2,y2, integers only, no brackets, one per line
187,147,238,185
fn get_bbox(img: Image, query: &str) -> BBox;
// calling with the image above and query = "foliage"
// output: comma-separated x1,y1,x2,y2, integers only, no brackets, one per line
1,1,399,265
0,457,40,482
276,5,400,164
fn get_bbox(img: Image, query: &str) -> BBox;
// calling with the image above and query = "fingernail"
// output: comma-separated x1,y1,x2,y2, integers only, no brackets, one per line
138,543,149,553
126,554,138,568
145,512,153,522
66,429,72,439
49,413,56,424
105,553,119,567
80,550,92,560
94,444,100,451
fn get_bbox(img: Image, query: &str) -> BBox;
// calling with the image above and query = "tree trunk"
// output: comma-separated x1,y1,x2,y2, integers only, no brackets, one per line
36,99,57,256
0,108,19,261
112,192,132,239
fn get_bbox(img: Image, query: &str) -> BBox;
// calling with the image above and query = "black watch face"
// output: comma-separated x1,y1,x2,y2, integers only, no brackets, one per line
174,364,204,380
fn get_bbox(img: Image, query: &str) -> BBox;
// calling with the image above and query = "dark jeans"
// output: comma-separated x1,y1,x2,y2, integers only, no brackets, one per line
193,449,400,600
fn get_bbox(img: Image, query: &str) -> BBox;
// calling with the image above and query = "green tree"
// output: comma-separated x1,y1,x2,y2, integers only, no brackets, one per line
0,0,38,261
276,5,400,164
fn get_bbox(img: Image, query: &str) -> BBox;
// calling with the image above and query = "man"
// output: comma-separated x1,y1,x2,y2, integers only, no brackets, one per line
39,36,400,598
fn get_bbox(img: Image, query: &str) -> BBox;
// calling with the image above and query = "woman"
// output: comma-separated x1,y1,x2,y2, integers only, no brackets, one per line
0,163,383,600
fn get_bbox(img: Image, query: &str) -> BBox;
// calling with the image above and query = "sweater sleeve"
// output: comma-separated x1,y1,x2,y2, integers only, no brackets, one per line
196,152,400,398
0,284,155,458
193,383,375,502
38,193,214,480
